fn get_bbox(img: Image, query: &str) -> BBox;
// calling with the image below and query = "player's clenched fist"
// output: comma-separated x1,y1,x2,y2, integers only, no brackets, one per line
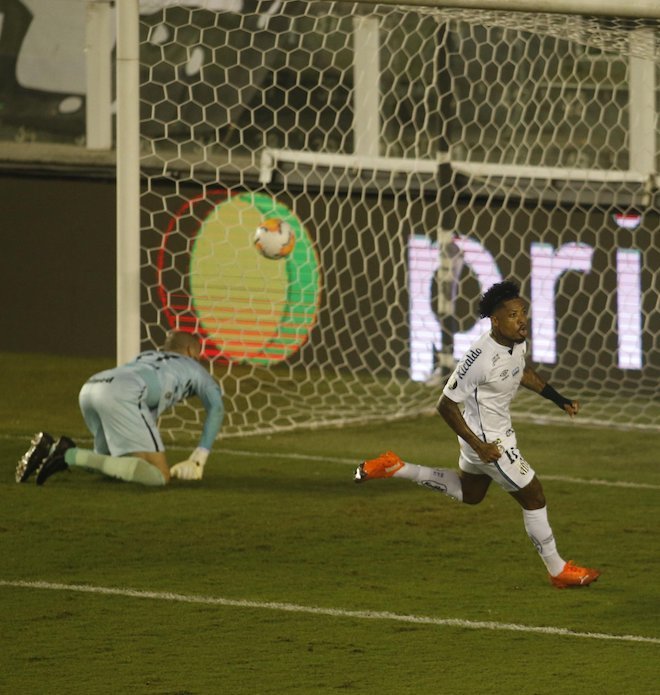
170,447,209,480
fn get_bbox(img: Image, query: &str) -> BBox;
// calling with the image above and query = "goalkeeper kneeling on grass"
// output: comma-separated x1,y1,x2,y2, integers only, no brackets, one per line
16,330,223,487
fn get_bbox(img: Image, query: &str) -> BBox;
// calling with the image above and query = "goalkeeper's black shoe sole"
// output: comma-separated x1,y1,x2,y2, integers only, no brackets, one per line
35,436,76,486
16,432,54,483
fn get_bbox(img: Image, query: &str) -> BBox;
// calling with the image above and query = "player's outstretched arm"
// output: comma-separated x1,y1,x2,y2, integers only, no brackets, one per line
170,366,224,482
521,364,579,417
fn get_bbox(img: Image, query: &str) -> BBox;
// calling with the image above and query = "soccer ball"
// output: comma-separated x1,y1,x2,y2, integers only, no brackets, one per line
254,218,295,260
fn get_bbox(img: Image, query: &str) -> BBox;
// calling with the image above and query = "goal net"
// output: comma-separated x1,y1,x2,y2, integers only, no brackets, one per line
134,1,660,437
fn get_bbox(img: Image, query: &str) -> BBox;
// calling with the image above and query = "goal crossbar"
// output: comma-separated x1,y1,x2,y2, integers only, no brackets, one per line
358,0,660,20
259,149,440,184
260,147,658,187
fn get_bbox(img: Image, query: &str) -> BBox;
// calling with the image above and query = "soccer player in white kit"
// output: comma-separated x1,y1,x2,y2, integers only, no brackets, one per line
355,281,600,588
16,331,223,487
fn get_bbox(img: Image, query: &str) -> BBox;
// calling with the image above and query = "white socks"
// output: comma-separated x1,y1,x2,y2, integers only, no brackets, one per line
391,465,566,576
65,448,166,487
393,463,463,502
522,506,566,576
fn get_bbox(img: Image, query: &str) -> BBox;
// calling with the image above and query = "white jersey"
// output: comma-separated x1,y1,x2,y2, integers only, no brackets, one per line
442,331,526,442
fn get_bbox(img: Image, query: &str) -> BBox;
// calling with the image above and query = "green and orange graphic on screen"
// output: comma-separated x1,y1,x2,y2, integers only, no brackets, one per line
157,191,322,364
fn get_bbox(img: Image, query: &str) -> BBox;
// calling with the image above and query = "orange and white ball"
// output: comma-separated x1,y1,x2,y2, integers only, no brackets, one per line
254,218,295,260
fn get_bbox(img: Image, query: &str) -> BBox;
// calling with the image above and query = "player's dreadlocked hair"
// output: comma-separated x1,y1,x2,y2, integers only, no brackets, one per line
478,281,520,318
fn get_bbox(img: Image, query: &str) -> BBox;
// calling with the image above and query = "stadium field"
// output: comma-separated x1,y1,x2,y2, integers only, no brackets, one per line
1,353,658,694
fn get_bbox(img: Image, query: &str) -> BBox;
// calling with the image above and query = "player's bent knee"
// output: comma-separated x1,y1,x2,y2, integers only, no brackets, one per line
511,476,546,509
459,472,490,505
460,484,488,505
462,496,481,506
527,477,546,507
129,451,170,485
152,461,170,485
462,490,486,505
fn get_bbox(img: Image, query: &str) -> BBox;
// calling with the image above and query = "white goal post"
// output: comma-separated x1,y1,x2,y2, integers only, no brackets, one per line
114,0,660,436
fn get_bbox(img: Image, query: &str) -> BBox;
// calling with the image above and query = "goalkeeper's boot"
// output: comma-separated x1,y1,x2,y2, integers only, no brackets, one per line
550,561,600,589
354,451,404,483
35,436,76,486
16,432,55,483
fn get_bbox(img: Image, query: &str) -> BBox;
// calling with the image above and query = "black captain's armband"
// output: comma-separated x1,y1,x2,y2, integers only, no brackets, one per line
540,384,573,410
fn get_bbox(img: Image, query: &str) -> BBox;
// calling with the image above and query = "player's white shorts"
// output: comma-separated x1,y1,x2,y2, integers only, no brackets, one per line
78,372,163,457
458,431,535,492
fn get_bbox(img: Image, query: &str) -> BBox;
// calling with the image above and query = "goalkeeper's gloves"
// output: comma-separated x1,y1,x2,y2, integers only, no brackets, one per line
170,447,209,481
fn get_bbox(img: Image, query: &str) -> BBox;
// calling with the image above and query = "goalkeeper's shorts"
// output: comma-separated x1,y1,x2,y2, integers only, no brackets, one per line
79,372,164,457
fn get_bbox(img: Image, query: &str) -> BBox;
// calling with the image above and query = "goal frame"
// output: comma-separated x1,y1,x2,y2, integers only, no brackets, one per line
114,0,660,364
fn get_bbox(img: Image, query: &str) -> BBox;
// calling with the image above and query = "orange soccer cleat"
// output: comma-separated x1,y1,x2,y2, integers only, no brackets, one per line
354,451,405,483
550,560,601,589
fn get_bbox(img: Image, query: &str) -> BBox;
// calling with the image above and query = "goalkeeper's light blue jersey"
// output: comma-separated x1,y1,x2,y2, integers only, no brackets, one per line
97,350,224,450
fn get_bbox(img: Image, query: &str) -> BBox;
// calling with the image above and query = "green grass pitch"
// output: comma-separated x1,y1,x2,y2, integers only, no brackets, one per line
1,353,659,694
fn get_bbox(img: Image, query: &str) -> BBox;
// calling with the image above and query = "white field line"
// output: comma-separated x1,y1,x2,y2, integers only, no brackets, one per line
4,434,658,491
220,448,660,491
2,579,658,646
